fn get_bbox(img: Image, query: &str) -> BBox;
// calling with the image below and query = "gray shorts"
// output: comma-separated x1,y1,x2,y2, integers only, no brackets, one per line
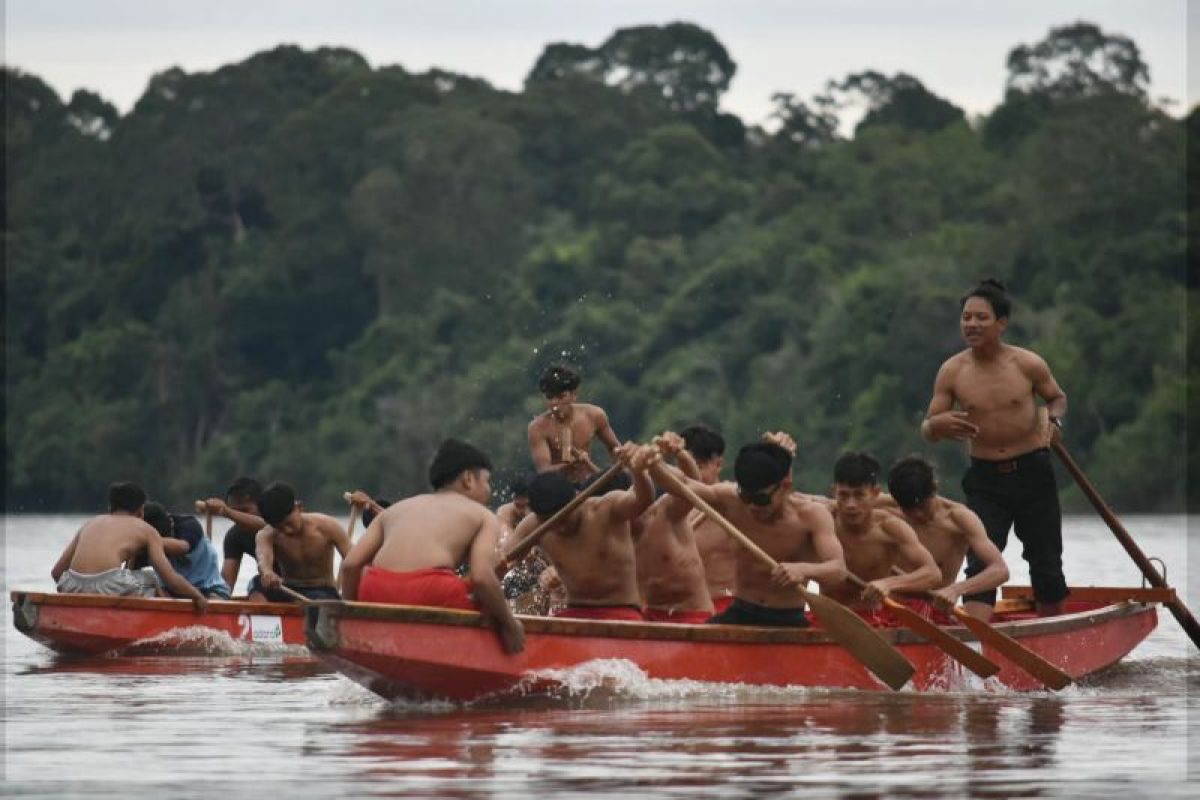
57,567,160,597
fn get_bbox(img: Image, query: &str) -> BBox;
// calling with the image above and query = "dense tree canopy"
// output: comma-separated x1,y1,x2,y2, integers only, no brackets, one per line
3,22,1190,513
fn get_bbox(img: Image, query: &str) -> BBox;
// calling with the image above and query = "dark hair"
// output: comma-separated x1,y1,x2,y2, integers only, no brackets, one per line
226,477,263,504
528,472,577,516
960,278,1011,319
362,499,392,529
108,481,147,514
734,443,792,493
428,439,493,489
681,425,725,463
258,482,298,527
888,456,937,509
539,364,581,396
509,476,531,497
833,452,881,488
142,501,173,537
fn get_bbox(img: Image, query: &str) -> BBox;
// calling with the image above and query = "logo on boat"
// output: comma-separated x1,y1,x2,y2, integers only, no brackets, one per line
237,614,285,644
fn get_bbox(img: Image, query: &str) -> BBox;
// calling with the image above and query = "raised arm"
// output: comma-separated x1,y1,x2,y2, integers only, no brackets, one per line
649,460,726,510
201,497,265,532
339,516,384,601
468,513,525,654
653,432,700,519
933,506,1010,610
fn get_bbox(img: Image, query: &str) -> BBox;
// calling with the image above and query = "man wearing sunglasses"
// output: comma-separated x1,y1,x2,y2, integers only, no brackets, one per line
652,433,845,627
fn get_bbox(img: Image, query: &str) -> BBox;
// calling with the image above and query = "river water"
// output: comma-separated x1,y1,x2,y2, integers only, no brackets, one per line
3,514,1197,798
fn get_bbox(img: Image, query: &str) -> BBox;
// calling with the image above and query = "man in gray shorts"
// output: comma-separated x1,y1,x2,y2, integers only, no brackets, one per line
51,482,207,612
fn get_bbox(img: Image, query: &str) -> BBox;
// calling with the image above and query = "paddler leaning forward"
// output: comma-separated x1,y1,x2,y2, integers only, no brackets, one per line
648,433,846,627
339,438,525,654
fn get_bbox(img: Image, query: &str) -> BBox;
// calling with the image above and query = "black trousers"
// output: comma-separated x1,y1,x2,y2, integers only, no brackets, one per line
962,447,1069,606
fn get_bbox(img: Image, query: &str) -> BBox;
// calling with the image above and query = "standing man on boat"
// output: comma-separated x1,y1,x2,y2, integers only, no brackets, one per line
528,364,621,486
511,443,654,621
878,456,1009,621
52,482,207,611
249,482,351,602
635,432,714,623
821,452,941,625
921,278,1069,619
651,435,846,627
339,439,524,653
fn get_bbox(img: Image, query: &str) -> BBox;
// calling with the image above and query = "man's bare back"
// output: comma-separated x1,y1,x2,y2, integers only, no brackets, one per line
369,493,494,574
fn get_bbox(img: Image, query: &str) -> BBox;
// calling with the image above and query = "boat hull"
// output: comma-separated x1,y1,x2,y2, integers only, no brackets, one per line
305,592,1159,701
11,591,307,654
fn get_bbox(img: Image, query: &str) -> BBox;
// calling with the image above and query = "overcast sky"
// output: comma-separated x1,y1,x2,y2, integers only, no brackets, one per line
4,0,1193,126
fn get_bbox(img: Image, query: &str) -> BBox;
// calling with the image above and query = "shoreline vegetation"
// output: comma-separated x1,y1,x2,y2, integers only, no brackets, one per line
5,21,1191,513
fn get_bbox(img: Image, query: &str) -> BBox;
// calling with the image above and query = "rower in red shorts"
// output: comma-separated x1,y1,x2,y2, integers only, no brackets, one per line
877,456,1010,624
338,439,524,654
511,443,654,622
820,452,941,627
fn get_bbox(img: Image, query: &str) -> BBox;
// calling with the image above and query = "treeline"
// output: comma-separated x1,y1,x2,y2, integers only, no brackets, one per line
4,21,1192,512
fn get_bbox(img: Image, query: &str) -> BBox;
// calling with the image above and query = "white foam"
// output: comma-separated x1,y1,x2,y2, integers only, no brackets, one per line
125,625,309,657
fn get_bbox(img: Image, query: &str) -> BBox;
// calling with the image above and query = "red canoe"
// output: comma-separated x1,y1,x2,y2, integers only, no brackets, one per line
306,586,1166,700
11,591,308,654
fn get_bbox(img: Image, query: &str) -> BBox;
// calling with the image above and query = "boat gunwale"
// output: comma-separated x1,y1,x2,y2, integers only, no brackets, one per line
10,590,305,617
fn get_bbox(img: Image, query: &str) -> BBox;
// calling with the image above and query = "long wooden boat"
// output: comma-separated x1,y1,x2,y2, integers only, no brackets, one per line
306,586,1168,700
10,591,307,654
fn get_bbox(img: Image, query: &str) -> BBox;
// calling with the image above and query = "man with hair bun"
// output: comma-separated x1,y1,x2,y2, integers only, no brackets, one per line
527,363,621,485
922,278,1069,619
650,432,845,627
877,456,1009,622
340,439,524,654
821,452,941,625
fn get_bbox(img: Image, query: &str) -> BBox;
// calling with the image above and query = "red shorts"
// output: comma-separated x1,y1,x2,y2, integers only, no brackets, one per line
643,607,713,625
712,595,734,615
552,605,646,622
358,566,475,610
854,607,899,628
852,600,956,628
901,598,956,626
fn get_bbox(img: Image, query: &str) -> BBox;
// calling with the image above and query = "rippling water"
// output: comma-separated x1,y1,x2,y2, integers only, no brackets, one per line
4,514,1197,798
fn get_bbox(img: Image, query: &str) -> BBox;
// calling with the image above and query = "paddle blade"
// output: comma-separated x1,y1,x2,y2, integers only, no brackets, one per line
804,591,915,691
882,599,1000,679
954,610,1072,690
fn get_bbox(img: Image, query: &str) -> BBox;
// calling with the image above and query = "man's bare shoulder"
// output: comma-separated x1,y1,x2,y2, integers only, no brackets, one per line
528,412,552,433
579,403,608,420
876,510,916,539
792,494,834,525
1006,344,1051,373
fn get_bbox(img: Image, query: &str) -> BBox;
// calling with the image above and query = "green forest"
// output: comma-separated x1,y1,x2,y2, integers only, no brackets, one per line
4,21,1193,513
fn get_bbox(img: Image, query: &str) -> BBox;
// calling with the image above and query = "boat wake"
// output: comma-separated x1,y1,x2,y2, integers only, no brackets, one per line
122,625,310,657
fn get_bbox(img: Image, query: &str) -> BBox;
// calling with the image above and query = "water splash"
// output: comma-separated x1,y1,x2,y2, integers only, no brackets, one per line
123,625,309,657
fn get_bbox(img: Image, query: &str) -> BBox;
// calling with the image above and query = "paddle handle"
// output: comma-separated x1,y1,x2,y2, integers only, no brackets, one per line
193,500,213,540
342,492,363,539
275,584,313,605
501,461,625,566
1051,440,1200,650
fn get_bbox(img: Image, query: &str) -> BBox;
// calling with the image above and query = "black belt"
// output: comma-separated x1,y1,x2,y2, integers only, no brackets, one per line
971,447,1049,474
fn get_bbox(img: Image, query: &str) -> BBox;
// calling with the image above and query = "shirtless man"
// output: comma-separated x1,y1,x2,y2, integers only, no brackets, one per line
651,436,845,627
680,425,738,615
922,279,1069,618
821,452,941,624
51,482,207,612
250,482,351,602
339,439,524,653
527,364,620,485
511,444,653,621
635,432,714,623
878,456,1009,621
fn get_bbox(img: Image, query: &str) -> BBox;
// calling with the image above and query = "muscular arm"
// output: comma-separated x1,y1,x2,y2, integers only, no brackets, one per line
610,466,655,520
650,462,726,510
255,528,279,582
468,514,525,653
878,516,942,594
51,530,82,582
528,422,558,473
321,516,353,559
593,409,620,456
922,358,980,442
339,517,384,601
1024,351,1068,421
798,505,847,584
941,507,1009,600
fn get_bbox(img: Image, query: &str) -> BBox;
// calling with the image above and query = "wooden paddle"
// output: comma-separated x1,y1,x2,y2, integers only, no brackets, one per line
888,567,1071,689
1051,439,1200,651
275,584,314,604
193,500,213,540
650,463,915,691
844,573,1000,679
498,461,625,574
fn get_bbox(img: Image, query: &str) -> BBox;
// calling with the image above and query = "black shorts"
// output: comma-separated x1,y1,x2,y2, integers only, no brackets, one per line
706,597,810,628
247,575,340,602
962,448,1068,606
